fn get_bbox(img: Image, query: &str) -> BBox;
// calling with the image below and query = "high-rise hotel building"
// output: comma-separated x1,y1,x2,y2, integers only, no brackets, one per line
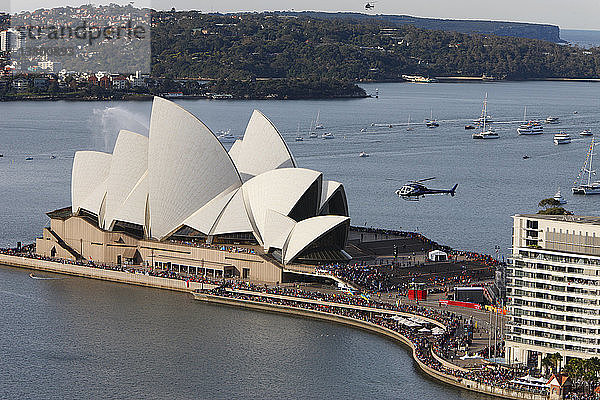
507,214,600,369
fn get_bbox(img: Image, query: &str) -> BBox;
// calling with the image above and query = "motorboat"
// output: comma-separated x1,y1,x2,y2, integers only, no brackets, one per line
295,136,304,142
216,130,236,143
553,189,567,204
517,122,543,135
465,125,476,130
321,132,335,139
580,129,593,136
472,93,498,139
359,152,370,157
573,140,600,195
545,116,560,124
553,132,571,145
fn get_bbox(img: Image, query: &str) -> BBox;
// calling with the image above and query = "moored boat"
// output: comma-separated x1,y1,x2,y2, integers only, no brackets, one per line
573,140,600,195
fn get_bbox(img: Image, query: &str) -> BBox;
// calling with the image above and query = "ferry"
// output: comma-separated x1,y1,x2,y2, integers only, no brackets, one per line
517,122,543,135
402,75,438,83
553,132,571,145
573,140,600,195
580,129,593,136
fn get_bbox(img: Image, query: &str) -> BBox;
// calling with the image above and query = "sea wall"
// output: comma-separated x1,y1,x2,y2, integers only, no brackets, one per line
194,293,547,400
0,254,217,292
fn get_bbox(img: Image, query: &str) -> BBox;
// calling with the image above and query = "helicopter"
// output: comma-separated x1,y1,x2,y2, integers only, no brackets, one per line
365,2,376,9
394,177,458,200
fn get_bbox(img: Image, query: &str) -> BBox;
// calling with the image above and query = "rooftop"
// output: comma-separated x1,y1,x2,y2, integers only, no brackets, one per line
515,214,600,226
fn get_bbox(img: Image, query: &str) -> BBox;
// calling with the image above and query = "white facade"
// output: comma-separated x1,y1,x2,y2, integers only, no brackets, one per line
69,97,350,265
507,214,600,368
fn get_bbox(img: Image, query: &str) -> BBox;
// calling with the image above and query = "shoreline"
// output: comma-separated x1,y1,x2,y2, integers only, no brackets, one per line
194,293,546,400
0,253,543,400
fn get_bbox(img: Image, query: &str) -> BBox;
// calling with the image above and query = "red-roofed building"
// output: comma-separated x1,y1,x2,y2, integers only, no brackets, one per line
547,374,571,400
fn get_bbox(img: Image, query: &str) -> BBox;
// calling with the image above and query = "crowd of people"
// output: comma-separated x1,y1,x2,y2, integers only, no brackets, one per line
167,239,257,255
201,281,546,397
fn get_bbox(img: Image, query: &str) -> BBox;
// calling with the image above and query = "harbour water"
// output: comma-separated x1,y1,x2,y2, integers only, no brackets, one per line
1,81,600,398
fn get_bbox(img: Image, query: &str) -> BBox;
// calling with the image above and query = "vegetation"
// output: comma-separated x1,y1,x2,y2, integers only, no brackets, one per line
564,357,600,395
537,198,573,215
151,12,600,81
542,352,563,375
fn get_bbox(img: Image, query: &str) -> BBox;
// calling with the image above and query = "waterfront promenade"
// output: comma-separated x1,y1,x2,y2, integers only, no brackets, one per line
0,249,545,400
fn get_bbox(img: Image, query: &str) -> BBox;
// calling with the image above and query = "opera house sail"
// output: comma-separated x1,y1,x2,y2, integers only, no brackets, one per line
37,97,351,283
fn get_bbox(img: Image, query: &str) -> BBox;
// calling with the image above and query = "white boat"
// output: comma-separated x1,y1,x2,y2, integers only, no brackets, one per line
295,123,304,141
553,132,571,145
321,132,334,139
217,130,236,143
546,116,560,124
517,122,543,135
573,140,600,195
580,129,593,136
315,110,324,129
472,93,499,139
359,152,370,157
406,115,413,131
553,189,567,204
425,110,439,128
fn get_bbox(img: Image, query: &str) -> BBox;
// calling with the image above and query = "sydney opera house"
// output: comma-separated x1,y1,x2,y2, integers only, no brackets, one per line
36,97,350,283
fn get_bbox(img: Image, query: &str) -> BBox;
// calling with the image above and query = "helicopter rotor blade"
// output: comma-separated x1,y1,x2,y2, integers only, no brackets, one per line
415,177,436,183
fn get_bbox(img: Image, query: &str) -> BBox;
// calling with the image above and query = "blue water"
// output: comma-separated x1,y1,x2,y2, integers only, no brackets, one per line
561,29,600,48
2,81,600,259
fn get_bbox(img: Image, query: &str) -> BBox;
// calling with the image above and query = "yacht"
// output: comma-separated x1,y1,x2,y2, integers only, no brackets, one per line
406,115,413,131
553,132,571,145
359,152,370,157
517,122,543,135
314,110,324,129
472,93,499,139
553,189,567,205
295,123,304,141
321,132,335,139
572,140,600,195
216,130,236,143
580,129,593,136
425,110,439,128
545,116,560,124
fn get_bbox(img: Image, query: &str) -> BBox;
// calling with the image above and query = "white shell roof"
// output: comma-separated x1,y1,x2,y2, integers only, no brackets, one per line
320,180,343,210
113,171,148,228
181,186,238,235
103,130,148,230
283,215,350,264
211,188,254,235
147,97,242,239
229,110,296,178
242,168,322,243
71,151,111,214
262,210,297,251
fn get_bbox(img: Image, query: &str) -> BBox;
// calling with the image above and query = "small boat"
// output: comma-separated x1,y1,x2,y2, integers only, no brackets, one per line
359,152,370,158
465,125,476,130
314,110,324,129
425,110,439,128
472,93,498,139
573,140,600,195
321,132,335,139
554,189,567,204
25,157,33,160
580,129,593,136
523,155,530,159
50,155,56,159
216,130,236,143
406,115,413,131
295,123,304,141
546,116,560,124
360,128,367,133
553,132,571,145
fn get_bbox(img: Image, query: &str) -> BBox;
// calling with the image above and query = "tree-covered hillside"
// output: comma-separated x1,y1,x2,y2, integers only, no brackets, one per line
151,12,600,81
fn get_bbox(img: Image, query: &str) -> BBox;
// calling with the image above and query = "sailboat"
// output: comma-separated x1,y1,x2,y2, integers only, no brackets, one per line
572,140,600,195
472,93,498,139
425,110,439,128
295,123,304,141
315,110,324,130
406,115,413,131
308,117,317,138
